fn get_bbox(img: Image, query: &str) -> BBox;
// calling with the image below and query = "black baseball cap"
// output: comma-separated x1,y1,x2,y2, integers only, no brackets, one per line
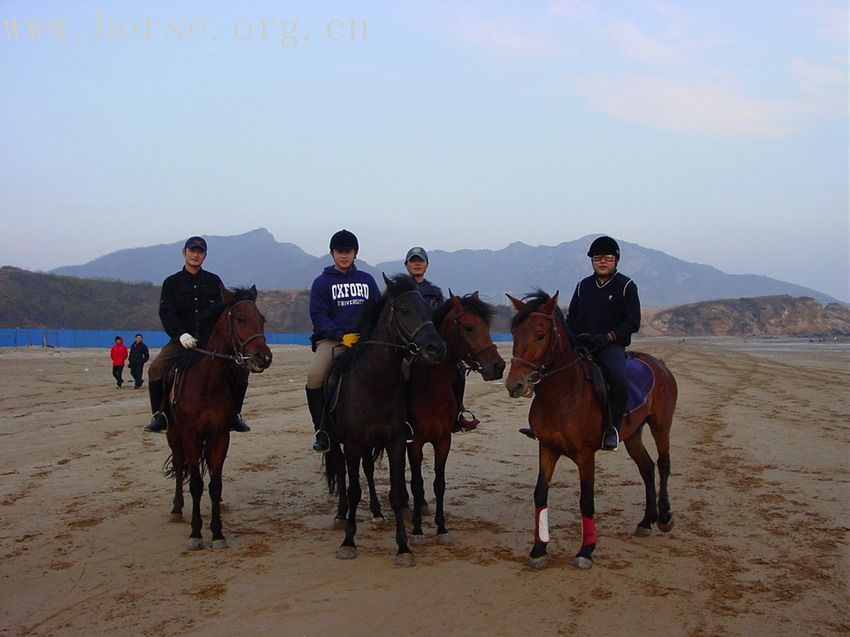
184,236,207,252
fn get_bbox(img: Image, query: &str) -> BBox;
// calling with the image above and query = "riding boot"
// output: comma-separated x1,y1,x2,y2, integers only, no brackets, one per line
602,385,626,451
451,364,480,433
228,366,251,433
306,386,329,453
143,380,168,433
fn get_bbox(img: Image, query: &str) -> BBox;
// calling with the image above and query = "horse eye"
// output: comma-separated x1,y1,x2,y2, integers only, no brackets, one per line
464,325,474,333
535,333,545,341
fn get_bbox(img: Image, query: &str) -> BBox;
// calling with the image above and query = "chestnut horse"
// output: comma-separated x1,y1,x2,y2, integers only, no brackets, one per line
165,286,272,550
406,292,505,544
324,275,445,566
506,291,677,569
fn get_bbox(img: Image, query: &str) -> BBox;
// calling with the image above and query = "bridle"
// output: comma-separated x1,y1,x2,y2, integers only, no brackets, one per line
448,306,499,374
510,310,592,385
194,299,266,367
357,290,435,358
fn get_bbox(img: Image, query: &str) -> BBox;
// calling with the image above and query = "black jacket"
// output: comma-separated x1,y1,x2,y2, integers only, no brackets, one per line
417,279,445,314
128,341,150,365
566,271,640,347
158,267,224,341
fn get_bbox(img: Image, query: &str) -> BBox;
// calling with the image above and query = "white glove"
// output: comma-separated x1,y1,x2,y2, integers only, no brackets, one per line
179,333,198,349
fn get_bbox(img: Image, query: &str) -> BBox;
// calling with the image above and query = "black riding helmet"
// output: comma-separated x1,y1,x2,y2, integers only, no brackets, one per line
587,235,620,259
329,229,359,251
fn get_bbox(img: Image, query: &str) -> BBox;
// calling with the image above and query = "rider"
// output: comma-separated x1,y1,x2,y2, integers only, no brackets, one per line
404,246,480,433
143,236,251,434
566,235,640,451
306,229,380,453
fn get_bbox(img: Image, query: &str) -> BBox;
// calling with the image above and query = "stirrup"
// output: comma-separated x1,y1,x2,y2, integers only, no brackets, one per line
405,421,415,444
601,426,619,451
453,409,480,433
144,412,167,433
312,430,330,454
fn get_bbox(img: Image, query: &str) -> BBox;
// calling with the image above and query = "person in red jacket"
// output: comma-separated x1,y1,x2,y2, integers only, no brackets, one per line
110,336,129,388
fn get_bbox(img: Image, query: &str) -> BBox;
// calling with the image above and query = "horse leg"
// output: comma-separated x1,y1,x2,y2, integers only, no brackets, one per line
363,454,385,525
433,436,452,545
186,449,204,551
529,444,559,569
624,427,658,536
651,416,674,532
330,444,347,529
207,435,230,549
169,446,184,522
408,441,427,543
336,451,361,559
387,438,414,566
572,450,597,569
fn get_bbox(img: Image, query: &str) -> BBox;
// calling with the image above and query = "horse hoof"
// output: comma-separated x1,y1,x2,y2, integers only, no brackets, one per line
436,532,453,546
528,555,547,570
211,539,229,550
371,516,386,528
394,552,415,567
657,519,675,533
332,517,346,530
336,546,357,560
168,513,183,523
187,538,204,551
571,556,593,570
409,533,427,547
633,525,652,537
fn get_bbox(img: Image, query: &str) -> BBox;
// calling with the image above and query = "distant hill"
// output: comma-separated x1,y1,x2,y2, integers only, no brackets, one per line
48,228,840,308
3,267,847,337
647,295,850,337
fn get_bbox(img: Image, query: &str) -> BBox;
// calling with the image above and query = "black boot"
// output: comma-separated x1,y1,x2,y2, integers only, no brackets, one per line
228,366,251,432
602,385,626,451
306,386,329,453
144,380,168,433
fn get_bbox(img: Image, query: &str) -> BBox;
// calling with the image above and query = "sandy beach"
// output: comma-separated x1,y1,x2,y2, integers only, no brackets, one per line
1,339,847,637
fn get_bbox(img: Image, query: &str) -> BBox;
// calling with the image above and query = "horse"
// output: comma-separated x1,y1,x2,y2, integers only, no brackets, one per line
165,286,272,551
324,274,446,566
505,291,677,569
406,291,505,545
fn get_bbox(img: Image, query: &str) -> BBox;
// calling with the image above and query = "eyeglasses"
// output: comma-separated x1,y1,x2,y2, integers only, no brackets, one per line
591,255,617,263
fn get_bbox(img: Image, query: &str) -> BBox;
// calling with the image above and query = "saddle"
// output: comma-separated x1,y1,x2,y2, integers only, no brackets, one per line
163,351,197,408
579,349,655,427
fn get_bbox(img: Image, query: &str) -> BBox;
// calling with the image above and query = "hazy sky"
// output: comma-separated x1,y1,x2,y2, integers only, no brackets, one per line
2,1,847,301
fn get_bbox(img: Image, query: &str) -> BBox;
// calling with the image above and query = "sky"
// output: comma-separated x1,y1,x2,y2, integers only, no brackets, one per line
1,0,847,302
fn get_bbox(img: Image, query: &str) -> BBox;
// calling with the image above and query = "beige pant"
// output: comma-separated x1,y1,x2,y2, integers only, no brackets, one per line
306,339,344,389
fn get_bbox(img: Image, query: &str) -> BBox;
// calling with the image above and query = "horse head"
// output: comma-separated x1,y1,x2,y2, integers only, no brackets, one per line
505,290,567,398
220,285,273,373
382,273,446,365
438,291,505,381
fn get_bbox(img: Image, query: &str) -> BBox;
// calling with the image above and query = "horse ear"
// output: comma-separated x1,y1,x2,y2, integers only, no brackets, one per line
450,293,464,311
542,291,560,314
472,291,480,301
448,288,455,299
382,273,391,286
221,286,233,303
506,294,524,311
249,285,257,300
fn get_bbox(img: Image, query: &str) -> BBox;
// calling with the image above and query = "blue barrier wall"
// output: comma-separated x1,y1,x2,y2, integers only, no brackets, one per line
0,328,311,348
0,328,510,348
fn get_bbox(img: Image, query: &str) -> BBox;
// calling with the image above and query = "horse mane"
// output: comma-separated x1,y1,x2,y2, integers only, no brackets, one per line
200,287,258,345
355,274,418,339
434,293,494,328
511,289,565,328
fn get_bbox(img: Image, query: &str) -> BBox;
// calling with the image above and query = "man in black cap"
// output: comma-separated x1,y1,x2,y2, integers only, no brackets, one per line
143,236,251,434
404,246,480,433
566,235,641,451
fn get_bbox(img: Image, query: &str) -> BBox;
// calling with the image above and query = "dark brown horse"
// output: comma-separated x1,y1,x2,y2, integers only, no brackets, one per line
406,292,505,544
165,286,272,550
324,274,445,566
506,291,677,569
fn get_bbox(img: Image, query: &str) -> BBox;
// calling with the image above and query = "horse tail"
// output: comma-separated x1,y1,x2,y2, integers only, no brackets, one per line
324,443,343,495
162,453,175,478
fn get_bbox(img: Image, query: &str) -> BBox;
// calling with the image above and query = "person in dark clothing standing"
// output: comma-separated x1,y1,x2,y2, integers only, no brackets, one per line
566,235,641,451
128,333,150,389
143,236,250,434
306,229,381,453
110,336,128,388
404,246,479,433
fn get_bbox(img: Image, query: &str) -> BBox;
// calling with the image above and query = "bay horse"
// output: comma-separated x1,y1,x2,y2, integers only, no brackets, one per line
165,286,272,551
406,292,505,544
506,291,677,569
324,274,445,566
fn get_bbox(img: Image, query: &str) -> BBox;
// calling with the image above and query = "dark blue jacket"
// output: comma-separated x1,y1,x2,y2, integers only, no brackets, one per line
158,267,224,341
416,279,444,314
566,271,640,347
309,265,381,341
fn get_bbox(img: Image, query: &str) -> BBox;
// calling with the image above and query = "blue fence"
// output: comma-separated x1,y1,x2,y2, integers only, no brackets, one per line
0,328,512,348
0,328,311,348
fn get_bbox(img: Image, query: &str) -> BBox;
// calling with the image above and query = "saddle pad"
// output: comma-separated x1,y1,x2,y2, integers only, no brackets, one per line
625,357,654,414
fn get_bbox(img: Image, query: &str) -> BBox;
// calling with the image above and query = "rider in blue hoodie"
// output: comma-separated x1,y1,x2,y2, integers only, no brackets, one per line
305,229,380,453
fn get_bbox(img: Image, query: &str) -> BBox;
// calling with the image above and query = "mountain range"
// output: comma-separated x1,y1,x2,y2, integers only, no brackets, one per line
50,228,839,308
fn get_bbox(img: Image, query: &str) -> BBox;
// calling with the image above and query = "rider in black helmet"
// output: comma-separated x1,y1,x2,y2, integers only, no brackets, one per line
566,235,641,451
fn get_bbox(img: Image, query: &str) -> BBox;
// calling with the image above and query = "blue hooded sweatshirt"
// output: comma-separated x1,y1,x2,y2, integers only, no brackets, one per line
309,264,381,341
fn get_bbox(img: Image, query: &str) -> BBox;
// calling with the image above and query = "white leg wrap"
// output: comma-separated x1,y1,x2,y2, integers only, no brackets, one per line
537,507,550,543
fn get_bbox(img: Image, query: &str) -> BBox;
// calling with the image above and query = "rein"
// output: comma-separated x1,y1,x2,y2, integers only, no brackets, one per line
194,300,264,368
448,307,499,373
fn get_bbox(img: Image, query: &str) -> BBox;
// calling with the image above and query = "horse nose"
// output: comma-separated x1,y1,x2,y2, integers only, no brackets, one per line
254,351,273,369
426,341,446,361
494,359,506,379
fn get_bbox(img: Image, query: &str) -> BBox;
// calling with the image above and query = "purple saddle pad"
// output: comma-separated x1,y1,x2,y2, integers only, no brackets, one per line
625,357,654,414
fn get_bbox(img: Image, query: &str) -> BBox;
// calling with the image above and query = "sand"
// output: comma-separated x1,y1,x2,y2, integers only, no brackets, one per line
1,339,848,637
